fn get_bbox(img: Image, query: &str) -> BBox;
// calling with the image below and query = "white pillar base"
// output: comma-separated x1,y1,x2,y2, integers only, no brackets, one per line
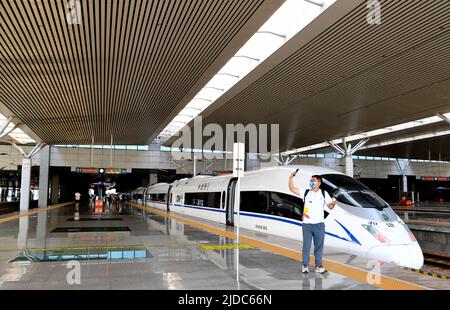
344,155,354,177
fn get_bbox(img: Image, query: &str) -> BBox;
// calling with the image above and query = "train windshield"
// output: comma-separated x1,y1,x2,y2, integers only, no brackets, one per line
321,174,389,210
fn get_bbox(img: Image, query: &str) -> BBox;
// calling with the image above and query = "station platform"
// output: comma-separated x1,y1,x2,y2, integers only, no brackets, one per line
0,202,448,290
393,204,450,213
396,210,450,228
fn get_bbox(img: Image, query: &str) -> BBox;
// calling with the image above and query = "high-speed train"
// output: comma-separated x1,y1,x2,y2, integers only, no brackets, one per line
133,165,424,269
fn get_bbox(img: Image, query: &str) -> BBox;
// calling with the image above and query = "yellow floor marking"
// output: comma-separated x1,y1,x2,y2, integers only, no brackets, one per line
129,202,428,290
0,202,74,224
0,243,253,253
200,244,255,251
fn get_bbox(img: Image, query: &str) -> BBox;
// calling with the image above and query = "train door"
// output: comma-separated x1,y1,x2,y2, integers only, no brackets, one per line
226,178,237,226
166,186,172,212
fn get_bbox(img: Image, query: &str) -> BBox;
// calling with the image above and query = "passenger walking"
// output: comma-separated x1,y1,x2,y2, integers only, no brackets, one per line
289,170,336,274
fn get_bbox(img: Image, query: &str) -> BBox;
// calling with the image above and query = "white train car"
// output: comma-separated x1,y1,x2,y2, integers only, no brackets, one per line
144,183,170,211
170,175,232,224
137,165,424,269
132,187,146,205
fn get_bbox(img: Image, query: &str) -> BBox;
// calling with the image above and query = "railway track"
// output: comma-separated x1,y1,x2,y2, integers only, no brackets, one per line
0,202,20,216
424,253,450,269
0,207,18,216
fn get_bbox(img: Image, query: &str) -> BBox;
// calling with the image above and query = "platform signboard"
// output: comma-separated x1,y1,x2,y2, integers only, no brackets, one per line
75,167,127,174
421,176,450,181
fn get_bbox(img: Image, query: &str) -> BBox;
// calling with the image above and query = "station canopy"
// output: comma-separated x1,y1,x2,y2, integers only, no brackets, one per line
163,0,450,161
0,0,283,145
0,0,449,162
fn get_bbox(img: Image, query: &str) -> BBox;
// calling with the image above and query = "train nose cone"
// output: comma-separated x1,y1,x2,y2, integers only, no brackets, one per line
407,243,424,269
366,243,424,269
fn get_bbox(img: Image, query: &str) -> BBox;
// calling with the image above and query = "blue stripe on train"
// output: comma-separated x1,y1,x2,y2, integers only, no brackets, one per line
172,203,361,245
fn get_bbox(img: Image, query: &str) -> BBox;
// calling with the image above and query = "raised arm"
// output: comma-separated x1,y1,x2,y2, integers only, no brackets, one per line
289,170,300,196
324,191,337,210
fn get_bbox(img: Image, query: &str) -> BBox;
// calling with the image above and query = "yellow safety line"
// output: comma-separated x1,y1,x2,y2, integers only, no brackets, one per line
200,244,255,251
129,202,428,290
405,267,448,280
0,202,75,224
0,244,256,253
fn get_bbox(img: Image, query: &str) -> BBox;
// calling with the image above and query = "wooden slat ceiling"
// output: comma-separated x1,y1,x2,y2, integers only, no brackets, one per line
0,0,283,144
357,136,450,161
304,122,450,158
164,0,450,158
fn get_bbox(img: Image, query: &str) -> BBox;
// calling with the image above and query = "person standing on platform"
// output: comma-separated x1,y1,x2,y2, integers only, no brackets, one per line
75,192,81,202
289,170,336,274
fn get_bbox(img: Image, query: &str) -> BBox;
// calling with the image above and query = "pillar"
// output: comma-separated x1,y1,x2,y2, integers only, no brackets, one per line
19,158,32,211
344,155,354,177
193,154,197,176
149,172,158,186
38,145,51,208
18,216,29,249
50,174,59,204
402,174,408,193
34,210,47,260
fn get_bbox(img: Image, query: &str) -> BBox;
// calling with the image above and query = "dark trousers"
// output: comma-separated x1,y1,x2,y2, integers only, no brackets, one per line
302,223,325,266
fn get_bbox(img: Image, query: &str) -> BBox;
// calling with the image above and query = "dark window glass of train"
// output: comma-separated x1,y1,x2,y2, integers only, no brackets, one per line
185,192,221,209
158,194,167,202
211,192,221,209
268,192,303,221
240,191,268,214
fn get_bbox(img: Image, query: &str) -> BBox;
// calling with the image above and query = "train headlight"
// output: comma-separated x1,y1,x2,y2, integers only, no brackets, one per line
362,224,390,244
400,222,417,242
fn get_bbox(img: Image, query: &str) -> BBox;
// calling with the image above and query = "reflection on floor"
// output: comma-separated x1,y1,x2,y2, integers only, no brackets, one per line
0,203,379,290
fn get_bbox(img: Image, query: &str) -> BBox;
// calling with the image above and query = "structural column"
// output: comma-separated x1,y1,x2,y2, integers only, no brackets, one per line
18,216,29,249
396,159,410,194
19,158,32,211
38,145,51,208
149,172,158,186
328,138,369,177
51,174,59,204
402,175,408,193
34,210,47,260
344,155,354,178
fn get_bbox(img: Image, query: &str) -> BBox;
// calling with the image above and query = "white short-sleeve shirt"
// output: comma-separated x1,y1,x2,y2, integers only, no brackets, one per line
303,189,332,224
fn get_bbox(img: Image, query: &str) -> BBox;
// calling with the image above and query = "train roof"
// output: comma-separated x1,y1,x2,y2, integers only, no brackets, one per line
145,183,170,191
141,165,344,192
247,165,345,177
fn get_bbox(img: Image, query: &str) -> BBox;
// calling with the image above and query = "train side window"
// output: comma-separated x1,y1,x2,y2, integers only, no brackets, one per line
240,191,268,214
158,193,167,202
268,192,303,221
185,192,221,209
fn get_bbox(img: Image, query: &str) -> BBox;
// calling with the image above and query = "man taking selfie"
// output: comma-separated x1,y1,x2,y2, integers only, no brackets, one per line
289,170,336,274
